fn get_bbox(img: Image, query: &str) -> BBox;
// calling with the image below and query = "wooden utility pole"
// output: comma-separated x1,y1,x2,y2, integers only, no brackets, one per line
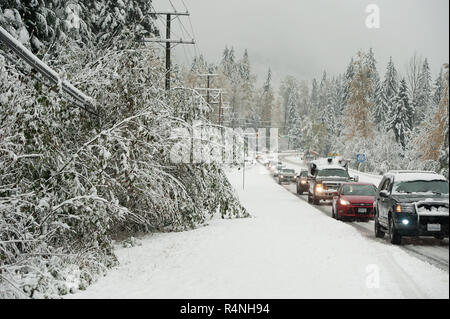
165,14,171,91
197,73,219,104
143,11,195,90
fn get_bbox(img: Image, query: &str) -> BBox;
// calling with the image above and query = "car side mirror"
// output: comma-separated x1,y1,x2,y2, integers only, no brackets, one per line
379,190,389,198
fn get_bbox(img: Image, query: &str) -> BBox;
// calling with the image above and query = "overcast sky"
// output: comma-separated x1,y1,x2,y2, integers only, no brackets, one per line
156,0,449,89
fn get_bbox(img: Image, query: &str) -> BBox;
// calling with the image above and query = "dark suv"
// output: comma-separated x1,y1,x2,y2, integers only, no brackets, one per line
374,171,449,245
296,170,309,194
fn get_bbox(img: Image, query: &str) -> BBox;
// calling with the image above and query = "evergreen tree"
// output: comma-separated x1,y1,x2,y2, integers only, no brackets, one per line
318,71,329,123
341,58,354,108
0,0,158,53
383,57,399,108
260,68,274,127
388,79,413,148
373,79,388,127
414,58,432,125
364,48,380,103
286,88,302,149
433,68,445,106
438,64,449,177
310,78,319,115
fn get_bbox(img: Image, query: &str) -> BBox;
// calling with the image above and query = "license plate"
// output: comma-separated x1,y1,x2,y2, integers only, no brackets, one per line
358,208,368,213
427,224,441,231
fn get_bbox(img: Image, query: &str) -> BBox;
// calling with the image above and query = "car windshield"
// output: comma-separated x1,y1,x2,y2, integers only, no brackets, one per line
317,169,349,178
341,184,376,196
393,180,449,194
300,171,308,177
281,169,295,174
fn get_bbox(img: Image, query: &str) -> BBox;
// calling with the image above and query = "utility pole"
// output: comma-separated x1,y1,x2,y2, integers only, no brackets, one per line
197,73,218,105
0,26,96,115
195,73,221,121
218,91,223,126
143,11,195,91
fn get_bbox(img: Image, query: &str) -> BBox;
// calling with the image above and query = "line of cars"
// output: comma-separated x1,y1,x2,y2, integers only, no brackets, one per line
262,154,449,245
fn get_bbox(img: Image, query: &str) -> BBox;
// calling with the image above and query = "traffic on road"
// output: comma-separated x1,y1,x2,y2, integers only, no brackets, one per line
256,151,449,271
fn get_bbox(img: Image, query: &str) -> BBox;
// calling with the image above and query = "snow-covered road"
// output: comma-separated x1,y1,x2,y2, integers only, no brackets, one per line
280,155,449,273
67,163,449,299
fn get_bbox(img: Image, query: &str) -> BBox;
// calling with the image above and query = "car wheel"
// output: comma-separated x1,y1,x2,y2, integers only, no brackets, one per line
332,207,336,219
313,195,320,205
374,216,385,238
308,192,313,204
388,217,402,245
434,235,445,240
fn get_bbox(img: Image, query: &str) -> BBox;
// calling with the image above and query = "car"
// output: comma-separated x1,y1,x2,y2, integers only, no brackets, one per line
267,160,278,169
273,163,285,177
296,170,309,194
307,158,357,205
278,168,296,184
374,170,449,245
332,183,377,222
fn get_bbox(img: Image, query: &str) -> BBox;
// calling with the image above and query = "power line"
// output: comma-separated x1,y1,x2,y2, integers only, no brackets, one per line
0,26,97,116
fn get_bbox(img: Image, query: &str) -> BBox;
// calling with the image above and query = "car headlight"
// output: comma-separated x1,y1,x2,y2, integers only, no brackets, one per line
340,199,351,206
395,204,414,213
280,175,284,178
315,184,324,192
301,180,307,184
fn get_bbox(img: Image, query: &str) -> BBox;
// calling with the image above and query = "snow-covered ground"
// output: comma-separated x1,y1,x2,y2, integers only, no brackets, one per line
67,163,448,299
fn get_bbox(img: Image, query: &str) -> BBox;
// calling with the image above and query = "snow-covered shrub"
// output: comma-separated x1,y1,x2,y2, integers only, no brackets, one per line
0,41,247,298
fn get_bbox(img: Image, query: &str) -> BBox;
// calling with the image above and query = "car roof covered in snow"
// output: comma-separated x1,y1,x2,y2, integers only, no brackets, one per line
389,171,448,183
310,158,347,170
316,164,347,170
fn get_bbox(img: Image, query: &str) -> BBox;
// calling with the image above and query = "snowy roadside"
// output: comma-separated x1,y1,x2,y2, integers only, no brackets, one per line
66,164,448,299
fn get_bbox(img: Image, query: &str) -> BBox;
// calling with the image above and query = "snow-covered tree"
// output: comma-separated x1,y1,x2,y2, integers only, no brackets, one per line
388,79,413,148
383,57,399,110
414,58,432,125
343,51,375,140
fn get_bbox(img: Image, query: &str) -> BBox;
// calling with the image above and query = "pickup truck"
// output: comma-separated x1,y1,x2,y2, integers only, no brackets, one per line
307,158,357,205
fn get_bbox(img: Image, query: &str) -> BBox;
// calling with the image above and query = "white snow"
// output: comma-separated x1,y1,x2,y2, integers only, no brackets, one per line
417,206,449,217
393,172,447,182
66,163,448,299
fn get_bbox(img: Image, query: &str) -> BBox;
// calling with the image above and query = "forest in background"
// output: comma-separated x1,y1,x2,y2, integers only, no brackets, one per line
187,47,448,177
